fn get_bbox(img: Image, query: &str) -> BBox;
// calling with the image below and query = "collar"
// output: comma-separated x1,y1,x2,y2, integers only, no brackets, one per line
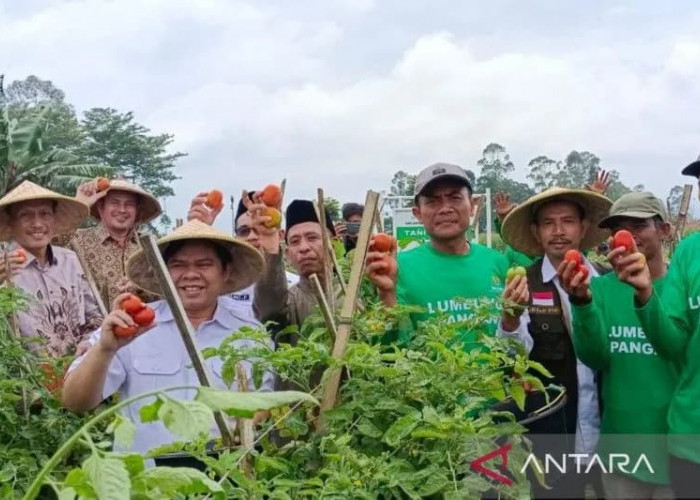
155,297,240,330
95,223,138,245
542,254,599,283
9,242,57,267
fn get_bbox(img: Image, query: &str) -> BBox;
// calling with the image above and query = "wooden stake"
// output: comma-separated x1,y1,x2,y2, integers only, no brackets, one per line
138,234,236,447
73,245,108,316
316,189,335,313
318,191,379,426
309,273,338,343
671,184,693,256
313,199,347,295
235,363,255,477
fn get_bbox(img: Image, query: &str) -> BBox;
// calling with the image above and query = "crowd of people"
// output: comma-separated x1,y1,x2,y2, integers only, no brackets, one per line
1,156,699,499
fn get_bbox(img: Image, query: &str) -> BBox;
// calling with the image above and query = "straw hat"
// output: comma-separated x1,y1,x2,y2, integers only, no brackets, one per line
501,187,613,256
90,179,162,224
126,220,265,295
0,181,89,241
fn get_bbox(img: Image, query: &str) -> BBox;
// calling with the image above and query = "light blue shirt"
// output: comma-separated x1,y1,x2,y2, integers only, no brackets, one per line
70,297,274,454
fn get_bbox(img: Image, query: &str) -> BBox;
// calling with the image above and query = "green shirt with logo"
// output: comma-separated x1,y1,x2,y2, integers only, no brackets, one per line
636,232,700,464
572,273,678,484
395,242,508,347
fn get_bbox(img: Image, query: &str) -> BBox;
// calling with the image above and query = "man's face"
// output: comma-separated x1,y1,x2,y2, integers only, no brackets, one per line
235,212,261,250
166,241,230,312
532,201,589,261
8,200,56,252
286,222,324,277
608,217,669,261
97,190,139,233
412,180,472,241
346,214,362,224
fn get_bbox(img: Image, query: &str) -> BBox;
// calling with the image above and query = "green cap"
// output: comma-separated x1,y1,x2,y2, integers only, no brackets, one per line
598,191,668,229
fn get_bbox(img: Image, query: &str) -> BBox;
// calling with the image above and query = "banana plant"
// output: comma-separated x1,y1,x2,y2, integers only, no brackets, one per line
0,75,111,196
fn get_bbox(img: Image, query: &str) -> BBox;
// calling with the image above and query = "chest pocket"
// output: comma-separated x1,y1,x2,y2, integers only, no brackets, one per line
132,349,184,391
529,313,569,361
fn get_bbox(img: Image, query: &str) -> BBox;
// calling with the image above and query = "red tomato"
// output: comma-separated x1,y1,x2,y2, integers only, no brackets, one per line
372,233,395,253
114,325,138,338
612,230,635,253
563,249,583,268
122,295,145,315
132,306,155,326
259,184,283,207
206,190,224,210
578,266,590,280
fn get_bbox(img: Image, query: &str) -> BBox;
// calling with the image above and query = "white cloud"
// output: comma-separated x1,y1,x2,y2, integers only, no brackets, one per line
2,1,699,226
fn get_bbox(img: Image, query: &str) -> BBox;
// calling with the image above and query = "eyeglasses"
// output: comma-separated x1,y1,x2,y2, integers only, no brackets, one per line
236,226,255,237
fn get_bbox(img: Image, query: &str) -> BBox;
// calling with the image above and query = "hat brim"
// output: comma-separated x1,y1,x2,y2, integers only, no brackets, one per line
415,174,473,198
598,210,662,229
0,192,89,241
126,221,265,296
501,188,613,256
682,160,700,178
89,181,162,225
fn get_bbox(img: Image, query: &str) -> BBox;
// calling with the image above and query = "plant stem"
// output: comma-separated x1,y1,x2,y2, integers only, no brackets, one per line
23,385,199,500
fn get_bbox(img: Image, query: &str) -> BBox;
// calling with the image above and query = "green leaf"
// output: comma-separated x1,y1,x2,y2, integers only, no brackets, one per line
158,397,213,441
255,455,290,474
57,487,77,500
109,415,136,448
527,360,553,378
357,419,383,438
195,387,318,418
83,454,130,500
119,454,146,477
139,466,224,497
64,468,97,498
509,382,527,411
383,412,421,447
410,429,449,439
139,397,163,423
422,406,441,427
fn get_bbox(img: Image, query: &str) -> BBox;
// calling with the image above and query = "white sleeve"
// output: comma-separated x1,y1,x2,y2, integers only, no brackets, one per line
67,329,127,400
496,311,533,353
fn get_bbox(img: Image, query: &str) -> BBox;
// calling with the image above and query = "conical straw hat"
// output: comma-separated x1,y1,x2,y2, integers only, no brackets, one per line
501,187,613,256
0,181,89,241
126,220,265,295
90,179,162,225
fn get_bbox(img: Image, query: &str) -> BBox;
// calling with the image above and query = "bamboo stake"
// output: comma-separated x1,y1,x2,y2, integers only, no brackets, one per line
316,189,335,314
313,199,347,295
235,363,255,477
318,191,379,426
138,234,235,447
73,245,108,316
309,273,338,343
671,184,693,256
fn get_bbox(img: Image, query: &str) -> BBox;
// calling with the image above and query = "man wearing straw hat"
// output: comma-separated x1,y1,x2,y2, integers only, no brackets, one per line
557,192,676,498
607,155,700,499
0,181,103,356
62,220,274,454
67,178,162,308
501,186,613,498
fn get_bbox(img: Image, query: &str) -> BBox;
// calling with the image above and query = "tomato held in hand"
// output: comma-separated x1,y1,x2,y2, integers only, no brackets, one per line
564,249,583,268
96,177,111,192
262,207,282,228
206,190,224,210
132,306,155,327
121,295,145,315
114,325,138,338
506,266,527,282
259,184,283,207
612,230,635,254
372,233,395,253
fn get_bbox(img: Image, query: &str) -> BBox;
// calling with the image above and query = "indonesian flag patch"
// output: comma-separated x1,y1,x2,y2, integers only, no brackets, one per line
532,291,555,307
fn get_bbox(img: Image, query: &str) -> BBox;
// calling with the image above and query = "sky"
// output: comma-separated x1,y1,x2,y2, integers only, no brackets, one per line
2,0,699,230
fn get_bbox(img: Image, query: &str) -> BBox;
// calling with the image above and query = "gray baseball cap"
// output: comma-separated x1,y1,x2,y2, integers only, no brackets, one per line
414,162,473,198
598,191,669,229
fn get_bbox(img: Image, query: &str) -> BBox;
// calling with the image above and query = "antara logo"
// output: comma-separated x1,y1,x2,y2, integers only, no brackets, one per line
470,445,654,485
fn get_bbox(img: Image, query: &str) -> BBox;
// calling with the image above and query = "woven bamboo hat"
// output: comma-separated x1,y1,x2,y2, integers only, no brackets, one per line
126,220,264,295
90,179,162,224
501,187,613,256
0,181,89,241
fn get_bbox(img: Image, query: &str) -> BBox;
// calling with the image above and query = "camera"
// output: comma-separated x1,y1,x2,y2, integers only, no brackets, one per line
345,222,360,236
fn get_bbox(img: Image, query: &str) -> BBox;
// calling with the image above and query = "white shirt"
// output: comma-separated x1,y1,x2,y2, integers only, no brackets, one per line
228,271,299,314
540,255,601,459
69,297,274,454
